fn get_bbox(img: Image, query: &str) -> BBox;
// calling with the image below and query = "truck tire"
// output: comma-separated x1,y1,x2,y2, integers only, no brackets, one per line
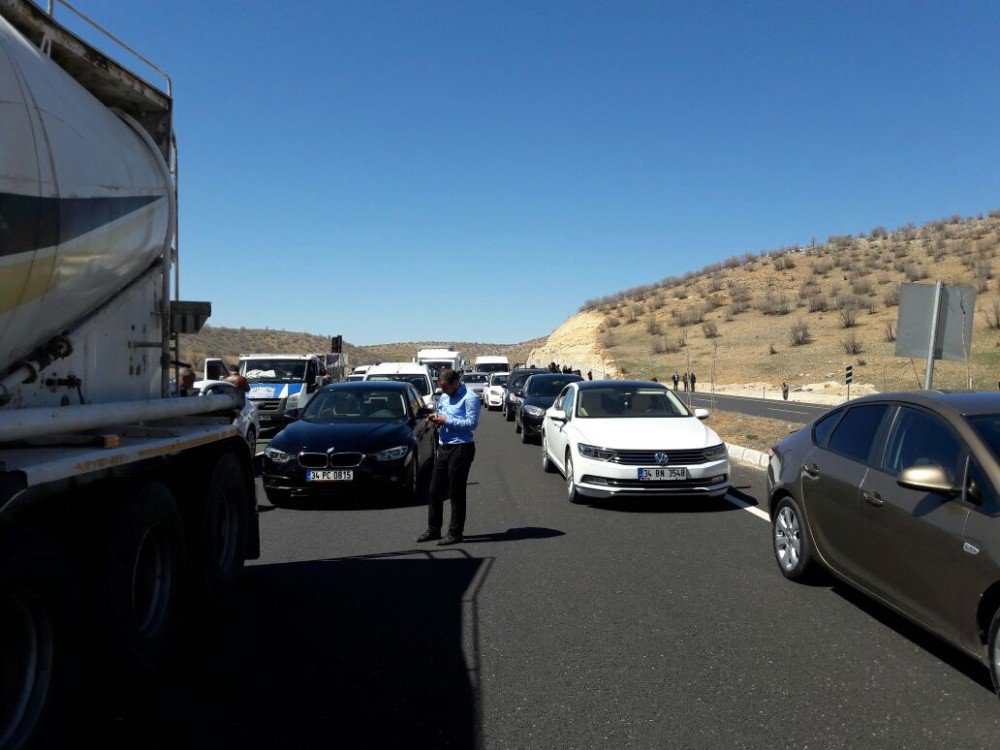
99,482,184,682
186,452,249,609
0,527,72,750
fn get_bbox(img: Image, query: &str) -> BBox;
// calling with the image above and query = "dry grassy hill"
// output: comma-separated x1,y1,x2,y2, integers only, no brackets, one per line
531,211,1000,393
180,328,544,374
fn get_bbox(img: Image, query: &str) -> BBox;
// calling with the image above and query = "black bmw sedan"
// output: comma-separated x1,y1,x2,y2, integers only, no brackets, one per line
262,381,436,506
515,373,583,443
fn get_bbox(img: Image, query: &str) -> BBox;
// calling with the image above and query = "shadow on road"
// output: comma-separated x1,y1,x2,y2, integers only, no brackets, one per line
587,493,748,514
90,550,492,749
831,581,994,693
460,526,565,544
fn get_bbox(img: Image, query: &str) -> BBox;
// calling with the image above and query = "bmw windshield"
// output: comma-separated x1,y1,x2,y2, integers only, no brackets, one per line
302,389,409,422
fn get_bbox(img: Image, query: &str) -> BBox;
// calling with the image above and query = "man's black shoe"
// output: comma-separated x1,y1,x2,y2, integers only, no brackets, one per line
416,530,441,543
437,535,463,546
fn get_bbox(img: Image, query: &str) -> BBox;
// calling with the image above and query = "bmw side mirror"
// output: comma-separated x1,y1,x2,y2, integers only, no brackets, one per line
694,408,710,420
897,465,960,497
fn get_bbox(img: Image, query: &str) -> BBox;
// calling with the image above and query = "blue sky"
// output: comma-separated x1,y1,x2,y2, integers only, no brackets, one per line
63,1,1000,344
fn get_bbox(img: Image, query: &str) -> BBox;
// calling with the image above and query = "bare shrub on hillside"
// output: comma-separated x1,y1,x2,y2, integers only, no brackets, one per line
841,333,863,355
883,286,900,307
876,272,891,285
626,305,641,324
769,342,778,355
975,257,993,279
705,293,726,310
866,300,879,314
606,316,621,328
702,321,719,339
870,226,889,239
728,281,751,303
600,330,616,348
985,300,1000,331
851,279,874,296
647,295,665,312
903,263,928,282
813,260,833,276
645,319,662,336
806,293,828,313
883,324,896,343
773,255,796,271
727,299,750,317
759,292,790,316
651,337,683,355
706,275,724,293
829,234,854,249
977,277,990,293
722,255,742,269
789,318,813,346
672,305,707,327
675,288,688,300
839,305,860,328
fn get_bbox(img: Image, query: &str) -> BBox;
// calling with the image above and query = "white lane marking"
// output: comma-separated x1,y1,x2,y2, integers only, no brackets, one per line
766,407,810,415
726,494,770,522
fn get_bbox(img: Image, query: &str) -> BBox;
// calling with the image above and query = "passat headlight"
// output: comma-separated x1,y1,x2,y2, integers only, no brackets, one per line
522,405,545,417
705,443,728,461
375,445,409,461
577,443,616,461
264,446,291,463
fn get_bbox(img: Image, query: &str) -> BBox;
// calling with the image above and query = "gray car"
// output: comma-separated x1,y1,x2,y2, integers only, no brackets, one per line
767,391,1000,694
462,372,490,401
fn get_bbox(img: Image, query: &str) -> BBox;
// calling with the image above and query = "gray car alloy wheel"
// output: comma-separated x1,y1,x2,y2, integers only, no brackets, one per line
774,505,801,572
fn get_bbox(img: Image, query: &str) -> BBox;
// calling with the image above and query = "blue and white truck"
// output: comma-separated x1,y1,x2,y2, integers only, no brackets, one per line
238,353,325,426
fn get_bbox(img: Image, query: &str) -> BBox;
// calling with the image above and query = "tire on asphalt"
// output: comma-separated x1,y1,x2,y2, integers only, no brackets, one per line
99,482,184,682
520,425,531,443
186,451,250,609
515,418,522,434
565,452,584,504
0,526,72,750
771,495,819,582
541,437,556,473
505,405,514,422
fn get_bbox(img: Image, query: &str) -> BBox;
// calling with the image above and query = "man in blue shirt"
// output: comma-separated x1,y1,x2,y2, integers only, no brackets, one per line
418,368,481,545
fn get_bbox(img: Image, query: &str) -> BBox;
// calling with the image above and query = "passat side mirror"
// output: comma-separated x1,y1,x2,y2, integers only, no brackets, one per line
549,410,567,423
897,465,960,496
694,408,710,420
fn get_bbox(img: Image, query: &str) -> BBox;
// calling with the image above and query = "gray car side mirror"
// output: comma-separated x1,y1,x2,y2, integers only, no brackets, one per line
897,465,960,496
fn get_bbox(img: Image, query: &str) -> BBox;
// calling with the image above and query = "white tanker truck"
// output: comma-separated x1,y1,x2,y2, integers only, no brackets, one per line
0,2,258,746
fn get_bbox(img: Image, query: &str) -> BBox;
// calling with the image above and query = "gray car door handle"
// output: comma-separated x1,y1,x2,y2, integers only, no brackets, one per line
804,463,820,477
862,490,885,507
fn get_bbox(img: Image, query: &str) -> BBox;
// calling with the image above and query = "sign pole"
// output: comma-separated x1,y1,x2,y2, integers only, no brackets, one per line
923,279,943,390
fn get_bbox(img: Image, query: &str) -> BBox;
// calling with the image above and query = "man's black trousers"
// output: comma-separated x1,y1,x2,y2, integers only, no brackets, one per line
427,442,476,537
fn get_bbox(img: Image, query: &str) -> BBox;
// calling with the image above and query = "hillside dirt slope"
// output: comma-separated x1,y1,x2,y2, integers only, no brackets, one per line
534,212,1000,396
527,311,618,377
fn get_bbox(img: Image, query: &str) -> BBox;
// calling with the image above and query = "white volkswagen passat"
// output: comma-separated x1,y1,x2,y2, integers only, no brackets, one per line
483,372,510,410
540,380,729,502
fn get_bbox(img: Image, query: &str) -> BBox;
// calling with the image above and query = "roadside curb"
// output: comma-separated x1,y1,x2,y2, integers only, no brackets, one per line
725,442,768,471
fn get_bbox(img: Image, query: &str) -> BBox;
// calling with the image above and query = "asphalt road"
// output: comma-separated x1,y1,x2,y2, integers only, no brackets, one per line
102,411,1000,749
685,391,831,424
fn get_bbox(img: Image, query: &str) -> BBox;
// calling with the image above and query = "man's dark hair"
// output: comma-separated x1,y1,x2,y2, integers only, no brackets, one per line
439,368,461,385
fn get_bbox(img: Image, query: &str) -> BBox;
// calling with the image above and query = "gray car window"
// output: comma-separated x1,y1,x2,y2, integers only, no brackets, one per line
812,410,843,448
882,407,963,482
825,404,891,464
563,388,575,418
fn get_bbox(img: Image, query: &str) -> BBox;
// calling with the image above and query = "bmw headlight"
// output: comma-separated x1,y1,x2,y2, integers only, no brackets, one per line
264,446,291,463
522,405,545,417
577,443,616,461
375,445,409,461
705,443,728,461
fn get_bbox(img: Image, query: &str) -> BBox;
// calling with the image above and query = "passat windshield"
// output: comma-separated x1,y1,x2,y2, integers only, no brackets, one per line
302,389,409,421
463,373,489,383
526,378,577,397
241,359,307,381
490,375,509,387
575,387,691,418
367,374,430,395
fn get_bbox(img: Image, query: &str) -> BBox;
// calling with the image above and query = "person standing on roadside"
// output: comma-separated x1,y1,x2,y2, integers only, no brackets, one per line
782,381,789,400
418,369,481,546
682,372,689,391
672,372,679,390
690,372,697,392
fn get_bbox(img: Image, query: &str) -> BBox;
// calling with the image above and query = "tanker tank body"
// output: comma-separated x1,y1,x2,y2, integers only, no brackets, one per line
0,5,258,748
0,8,173,408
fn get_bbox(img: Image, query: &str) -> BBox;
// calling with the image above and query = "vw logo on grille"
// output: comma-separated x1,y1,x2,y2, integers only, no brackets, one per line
655,452,669,465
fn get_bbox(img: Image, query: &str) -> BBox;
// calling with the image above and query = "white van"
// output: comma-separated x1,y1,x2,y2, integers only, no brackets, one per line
363,362,436,406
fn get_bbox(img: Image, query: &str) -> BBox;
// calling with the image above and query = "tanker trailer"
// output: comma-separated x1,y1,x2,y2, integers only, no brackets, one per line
0,3,259,746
